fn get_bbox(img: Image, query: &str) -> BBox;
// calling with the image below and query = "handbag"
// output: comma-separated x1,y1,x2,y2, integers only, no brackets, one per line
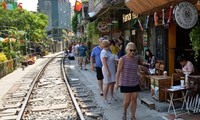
68,56,75,60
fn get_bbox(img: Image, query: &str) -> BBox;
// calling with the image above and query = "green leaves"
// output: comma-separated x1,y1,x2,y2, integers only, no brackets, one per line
0,6,48,43
72,12,78,33
190,26,200,61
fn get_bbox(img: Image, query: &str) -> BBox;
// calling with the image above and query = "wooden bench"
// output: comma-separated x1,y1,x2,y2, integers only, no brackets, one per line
140,97,155,110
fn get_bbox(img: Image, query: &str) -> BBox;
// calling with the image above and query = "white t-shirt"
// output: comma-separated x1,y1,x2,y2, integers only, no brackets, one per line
182,61,194,73
75,44,79,53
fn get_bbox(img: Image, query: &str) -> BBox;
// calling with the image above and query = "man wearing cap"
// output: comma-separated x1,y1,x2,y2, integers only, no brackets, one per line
90,37,104,96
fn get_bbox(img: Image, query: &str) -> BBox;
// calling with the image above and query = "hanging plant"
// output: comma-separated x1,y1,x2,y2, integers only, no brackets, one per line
189,26,200,61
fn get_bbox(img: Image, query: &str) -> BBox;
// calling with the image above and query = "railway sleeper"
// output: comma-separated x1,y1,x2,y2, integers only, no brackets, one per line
3,102,22,109
78,98,93,103
70,78,80,81
0,115,18,120
3,98,24,104
12,92,27,98
85,112,100,119
70,83,81,87
80,104,97,109
31,104,68,112
75,93,88,97
0,108,19,115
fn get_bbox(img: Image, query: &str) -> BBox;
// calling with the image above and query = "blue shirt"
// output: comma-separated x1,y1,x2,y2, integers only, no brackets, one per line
91,46,102,68
78,45,87,56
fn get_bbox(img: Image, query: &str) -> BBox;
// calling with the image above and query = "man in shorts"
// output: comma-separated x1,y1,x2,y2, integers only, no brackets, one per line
90,37,104,96
78,42,88,70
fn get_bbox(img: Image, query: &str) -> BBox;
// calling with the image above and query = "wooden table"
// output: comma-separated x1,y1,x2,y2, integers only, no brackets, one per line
150,75,171,101
164,85,195,118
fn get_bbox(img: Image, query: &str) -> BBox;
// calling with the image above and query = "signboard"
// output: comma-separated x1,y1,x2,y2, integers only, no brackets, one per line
173,2,198,29
2,2,22,10
122,12,138,23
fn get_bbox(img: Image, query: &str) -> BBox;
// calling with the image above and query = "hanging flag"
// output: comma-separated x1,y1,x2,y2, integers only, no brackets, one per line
138,19,144,31
2,2,6,10
74,0,82,12
154,12,158,26
162,9,165,25
145,15,149,29
167,6,173,23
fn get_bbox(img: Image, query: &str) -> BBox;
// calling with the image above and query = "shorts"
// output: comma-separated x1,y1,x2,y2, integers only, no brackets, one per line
95,67,103,80
79,56,87,63
120,84,141,93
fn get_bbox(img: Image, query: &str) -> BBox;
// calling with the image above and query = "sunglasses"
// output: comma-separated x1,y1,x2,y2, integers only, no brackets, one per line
129,49,136,52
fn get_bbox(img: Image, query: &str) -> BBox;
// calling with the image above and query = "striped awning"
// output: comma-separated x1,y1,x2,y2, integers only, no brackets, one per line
125,0,198,15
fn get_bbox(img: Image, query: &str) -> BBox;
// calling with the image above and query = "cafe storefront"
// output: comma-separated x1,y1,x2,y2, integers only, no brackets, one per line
125,0,200,76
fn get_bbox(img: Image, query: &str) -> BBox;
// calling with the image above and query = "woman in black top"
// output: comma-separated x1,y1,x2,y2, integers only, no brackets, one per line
141,49,156,74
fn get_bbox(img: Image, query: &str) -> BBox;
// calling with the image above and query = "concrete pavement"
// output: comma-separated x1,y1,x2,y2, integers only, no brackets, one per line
69,58,168,120
69,58,200,120
1,53,199,120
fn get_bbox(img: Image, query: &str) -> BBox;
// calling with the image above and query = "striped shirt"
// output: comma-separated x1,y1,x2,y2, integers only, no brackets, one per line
121,55,140,86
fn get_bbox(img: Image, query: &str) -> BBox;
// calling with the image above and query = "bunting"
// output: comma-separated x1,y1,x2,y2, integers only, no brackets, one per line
167,6,173,23
162,9,165,25
154,12,158,26
138,19,144,31
74,0,82,12
145,15,149,29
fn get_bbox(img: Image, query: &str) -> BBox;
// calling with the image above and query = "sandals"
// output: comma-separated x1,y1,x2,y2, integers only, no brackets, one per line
122,113,126,120
100,91,103,96
131,116,137,120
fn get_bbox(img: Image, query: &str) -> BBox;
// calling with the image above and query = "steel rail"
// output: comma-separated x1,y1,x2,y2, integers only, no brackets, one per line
61,57,85,120
16,54,61,120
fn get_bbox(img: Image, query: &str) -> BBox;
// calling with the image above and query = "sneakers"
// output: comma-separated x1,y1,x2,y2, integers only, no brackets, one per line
103,99,111,104
109,96,117,101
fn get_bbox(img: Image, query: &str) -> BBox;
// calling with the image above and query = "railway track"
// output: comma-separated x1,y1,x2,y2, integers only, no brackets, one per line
0,54,105,120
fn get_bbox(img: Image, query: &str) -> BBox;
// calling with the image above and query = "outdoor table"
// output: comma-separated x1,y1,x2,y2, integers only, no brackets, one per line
164,85,195,118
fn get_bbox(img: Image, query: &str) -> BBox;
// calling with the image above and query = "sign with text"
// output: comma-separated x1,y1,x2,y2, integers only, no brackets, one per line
1,2,22,10
174,2,198,29
122,12,138,23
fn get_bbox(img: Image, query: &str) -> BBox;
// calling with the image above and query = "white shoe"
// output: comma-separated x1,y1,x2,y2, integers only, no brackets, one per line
103,99,111,104
109,96,117,101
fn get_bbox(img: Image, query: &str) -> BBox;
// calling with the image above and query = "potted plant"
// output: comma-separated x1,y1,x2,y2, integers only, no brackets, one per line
189,26,200,61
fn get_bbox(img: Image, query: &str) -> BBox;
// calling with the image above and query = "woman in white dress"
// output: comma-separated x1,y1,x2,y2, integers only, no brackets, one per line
101,40,116,103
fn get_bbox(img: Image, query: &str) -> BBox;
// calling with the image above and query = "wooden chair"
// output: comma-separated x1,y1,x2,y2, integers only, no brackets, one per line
159,64,165,75
171,73,184,86
155,62,161,75
143,62,161,89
